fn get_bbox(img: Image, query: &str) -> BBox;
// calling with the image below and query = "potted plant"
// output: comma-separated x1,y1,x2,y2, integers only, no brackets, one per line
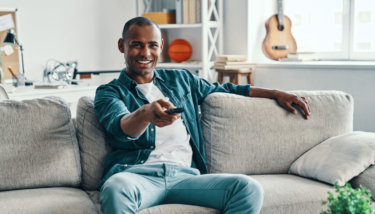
321,183,374,214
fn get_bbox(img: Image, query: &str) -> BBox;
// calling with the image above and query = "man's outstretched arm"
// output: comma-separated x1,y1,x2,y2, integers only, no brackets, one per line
120,99,180,137
249,87,311,119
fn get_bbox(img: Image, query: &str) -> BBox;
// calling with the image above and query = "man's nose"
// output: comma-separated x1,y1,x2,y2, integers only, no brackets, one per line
140,47,151,57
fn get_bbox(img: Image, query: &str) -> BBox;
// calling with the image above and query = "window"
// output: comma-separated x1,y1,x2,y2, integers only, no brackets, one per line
285,0,375,60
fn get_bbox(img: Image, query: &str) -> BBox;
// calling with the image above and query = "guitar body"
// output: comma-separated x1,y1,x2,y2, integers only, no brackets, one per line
262,14,297,60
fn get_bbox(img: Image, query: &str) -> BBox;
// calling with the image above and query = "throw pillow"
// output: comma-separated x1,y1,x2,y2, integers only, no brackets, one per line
289,131,375,186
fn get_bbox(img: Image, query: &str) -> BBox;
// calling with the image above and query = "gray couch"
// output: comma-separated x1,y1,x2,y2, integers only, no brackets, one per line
0,91,374,214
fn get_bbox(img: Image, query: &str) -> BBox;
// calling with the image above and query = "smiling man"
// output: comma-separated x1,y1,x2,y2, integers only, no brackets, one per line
94,16,310,214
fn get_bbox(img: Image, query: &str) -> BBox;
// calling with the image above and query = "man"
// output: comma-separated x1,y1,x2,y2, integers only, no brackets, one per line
94,16,310,214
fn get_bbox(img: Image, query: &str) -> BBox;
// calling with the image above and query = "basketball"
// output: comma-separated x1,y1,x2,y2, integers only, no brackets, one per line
168,39,193,63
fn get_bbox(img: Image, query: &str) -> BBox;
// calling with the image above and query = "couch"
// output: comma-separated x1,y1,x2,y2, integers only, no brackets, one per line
0,90,374,214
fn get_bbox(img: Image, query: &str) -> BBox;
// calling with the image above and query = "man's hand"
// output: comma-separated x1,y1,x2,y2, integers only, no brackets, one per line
144,99,181,127
249,87,311,119
119,99,181,138
274,91,310,119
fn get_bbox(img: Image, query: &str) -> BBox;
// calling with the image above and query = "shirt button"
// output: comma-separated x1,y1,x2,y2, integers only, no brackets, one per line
151,128,154,132
150,146,154,149
140,160,145,164
124,164,128,167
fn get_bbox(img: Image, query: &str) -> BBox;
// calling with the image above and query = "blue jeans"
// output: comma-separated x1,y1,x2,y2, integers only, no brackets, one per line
100,164,263,214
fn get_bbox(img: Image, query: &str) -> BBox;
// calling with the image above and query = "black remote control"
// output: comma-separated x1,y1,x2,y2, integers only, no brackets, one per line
165,107,184,114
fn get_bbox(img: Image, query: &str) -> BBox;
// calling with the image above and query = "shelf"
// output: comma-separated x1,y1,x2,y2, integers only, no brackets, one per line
159,21,219,29
136,0,223,81
157,61,215,69
160,24,202,29
157,62,202,69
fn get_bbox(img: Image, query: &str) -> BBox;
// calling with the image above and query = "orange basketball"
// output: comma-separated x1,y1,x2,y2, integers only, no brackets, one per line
168,39,193,62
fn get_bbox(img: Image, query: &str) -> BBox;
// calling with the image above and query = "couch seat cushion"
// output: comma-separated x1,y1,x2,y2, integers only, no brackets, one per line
252,174,334,214
138,204,219,214
86,190,219,214
0,187,97,214
351,165,375,200
88,175,334,214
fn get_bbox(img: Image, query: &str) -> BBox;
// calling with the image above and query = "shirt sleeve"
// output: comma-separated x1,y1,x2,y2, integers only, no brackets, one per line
189,71,251,104
94,84,141,143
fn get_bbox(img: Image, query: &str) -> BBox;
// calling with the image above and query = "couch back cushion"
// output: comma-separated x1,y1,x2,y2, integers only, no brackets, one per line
0,97,81,191
76,96,111,190
201,91,354,174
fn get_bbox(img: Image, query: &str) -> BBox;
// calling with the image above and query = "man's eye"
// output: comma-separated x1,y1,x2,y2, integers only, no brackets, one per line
131,43,142,47
150,43,158,48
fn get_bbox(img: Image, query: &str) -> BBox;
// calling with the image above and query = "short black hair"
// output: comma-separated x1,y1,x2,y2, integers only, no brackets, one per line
122,16,160,40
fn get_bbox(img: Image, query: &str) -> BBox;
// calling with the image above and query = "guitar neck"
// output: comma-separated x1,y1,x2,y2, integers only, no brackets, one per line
277,0,284,31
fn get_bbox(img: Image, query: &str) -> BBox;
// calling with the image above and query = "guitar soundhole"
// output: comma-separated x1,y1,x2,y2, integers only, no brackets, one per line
272,45,289,50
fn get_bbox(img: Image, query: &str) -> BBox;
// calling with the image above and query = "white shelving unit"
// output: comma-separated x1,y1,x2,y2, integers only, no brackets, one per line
136,0,223,81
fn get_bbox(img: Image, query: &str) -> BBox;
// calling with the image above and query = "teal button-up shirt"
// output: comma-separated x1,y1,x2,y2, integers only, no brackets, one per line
94,68,251,189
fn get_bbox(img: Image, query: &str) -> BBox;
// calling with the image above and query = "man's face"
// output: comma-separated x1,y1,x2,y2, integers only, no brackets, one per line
119,24,163,77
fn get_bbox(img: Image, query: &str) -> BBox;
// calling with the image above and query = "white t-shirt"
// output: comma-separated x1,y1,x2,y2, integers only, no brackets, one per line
136,82,193,167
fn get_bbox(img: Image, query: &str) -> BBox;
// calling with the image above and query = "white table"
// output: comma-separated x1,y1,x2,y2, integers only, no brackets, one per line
7,85,98,118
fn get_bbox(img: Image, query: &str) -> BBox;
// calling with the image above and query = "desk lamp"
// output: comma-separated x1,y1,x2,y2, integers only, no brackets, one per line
3,29,32,85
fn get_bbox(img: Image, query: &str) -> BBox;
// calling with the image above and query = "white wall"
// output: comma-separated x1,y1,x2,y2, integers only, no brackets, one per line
223,0,375,132
223,0,275,61
0,0,136,82
223,0,248,56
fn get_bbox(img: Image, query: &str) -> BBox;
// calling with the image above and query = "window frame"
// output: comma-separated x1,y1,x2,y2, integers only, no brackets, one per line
286,0,375,61
349,0,375,60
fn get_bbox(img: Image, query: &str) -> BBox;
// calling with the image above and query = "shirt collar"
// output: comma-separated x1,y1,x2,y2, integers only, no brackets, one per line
153,69,164,83
118,68,165,89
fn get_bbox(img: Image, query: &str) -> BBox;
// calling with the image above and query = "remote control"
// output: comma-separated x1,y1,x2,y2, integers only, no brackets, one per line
165,107,184,114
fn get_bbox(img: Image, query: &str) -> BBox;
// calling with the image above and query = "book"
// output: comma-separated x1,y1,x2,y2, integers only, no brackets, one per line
214,62,254,70
182,0,189,24
188,0,196,24
215,55,247,62
143,12,176,25
175,0,183,24
196,0,201,23
215,61,254,65
214,65,254,70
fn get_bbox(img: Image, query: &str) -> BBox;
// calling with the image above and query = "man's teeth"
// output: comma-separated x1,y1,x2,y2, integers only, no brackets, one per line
138,60,151,64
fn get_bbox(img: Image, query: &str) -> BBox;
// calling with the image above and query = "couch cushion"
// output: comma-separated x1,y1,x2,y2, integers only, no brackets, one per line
138,204,219,214
0,97,81,191
0,187,97,214
201,91,353,174
252,174,334,214
289,131,375,186
86,190,219,214
351,165,375,200
76,97,112,190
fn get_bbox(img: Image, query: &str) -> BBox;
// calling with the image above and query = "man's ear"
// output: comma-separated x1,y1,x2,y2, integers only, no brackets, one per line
118,38,125,53
160,38,164,52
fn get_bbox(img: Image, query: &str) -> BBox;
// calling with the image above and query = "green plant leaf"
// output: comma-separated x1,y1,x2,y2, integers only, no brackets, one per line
321,182,374,214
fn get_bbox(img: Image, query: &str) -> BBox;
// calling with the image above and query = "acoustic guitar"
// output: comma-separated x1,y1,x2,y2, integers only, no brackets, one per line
262,0,297,60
